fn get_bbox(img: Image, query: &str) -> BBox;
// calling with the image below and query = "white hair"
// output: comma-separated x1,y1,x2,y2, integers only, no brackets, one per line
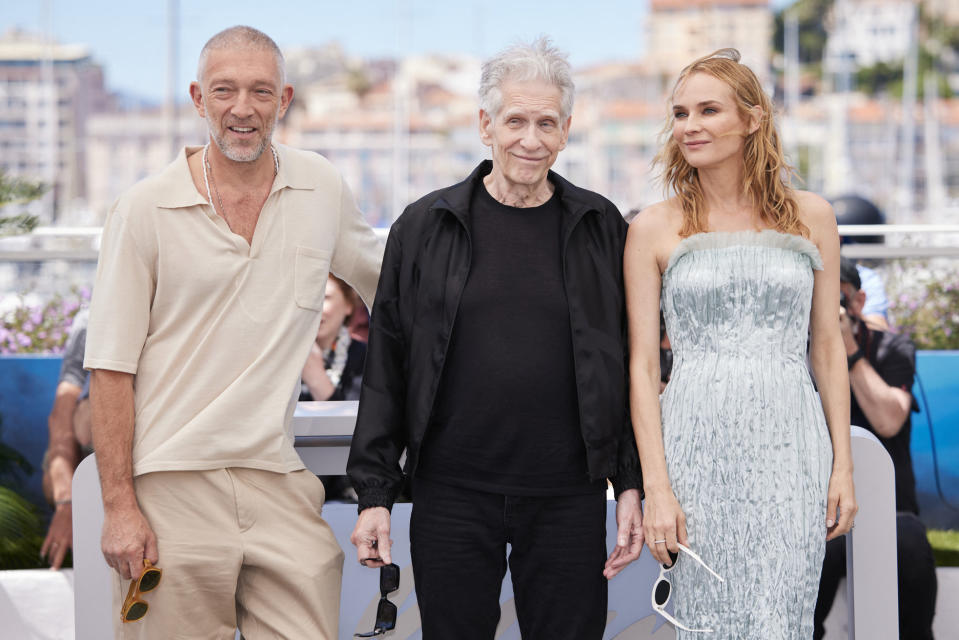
479,37,575,121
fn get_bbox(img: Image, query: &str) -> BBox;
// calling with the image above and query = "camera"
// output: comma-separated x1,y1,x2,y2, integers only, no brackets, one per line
660,348,673,384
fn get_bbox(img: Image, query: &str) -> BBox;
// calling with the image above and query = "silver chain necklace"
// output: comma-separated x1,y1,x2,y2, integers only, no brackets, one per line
202,143,279,218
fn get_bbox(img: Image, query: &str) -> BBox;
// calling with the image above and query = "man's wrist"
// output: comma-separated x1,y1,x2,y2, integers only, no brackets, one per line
101,486,139,512
356,487,396,514
43,450,78,475
611,467,643,500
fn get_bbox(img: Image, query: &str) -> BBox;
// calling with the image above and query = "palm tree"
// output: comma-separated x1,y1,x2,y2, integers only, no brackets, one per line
0,418,44,569
0,173,49,568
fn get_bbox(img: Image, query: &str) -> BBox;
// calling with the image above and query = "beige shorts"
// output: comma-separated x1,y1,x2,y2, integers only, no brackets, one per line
113,468,344,639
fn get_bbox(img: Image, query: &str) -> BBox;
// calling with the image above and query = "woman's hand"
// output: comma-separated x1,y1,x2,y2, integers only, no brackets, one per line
642,486,688,565
825,466,857,541
301,343,335,401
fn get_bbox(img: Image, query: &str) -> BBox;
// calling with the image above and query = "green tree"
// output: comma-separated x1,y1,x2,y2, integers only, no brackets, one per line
0,171,46,237
855,50,953,99
0,169,50,568
0,487,45,569
0,418,45,569
847,1,957,98
773,0,833,64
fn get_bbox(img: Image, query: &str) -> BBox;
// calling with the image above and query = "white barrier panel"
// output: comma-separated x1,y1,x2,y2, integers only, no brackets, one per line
845,425,899,639
72,457,675,639
73,405,897,639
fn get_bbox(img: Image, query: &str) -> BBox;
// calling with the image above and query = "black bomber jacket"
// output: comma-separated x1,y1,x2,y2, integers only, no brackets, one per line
347,161,643,511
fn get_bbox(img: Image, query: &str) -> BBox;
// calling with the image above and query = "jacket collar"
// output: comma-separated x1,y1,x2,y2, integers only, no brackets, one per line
429,160,598,228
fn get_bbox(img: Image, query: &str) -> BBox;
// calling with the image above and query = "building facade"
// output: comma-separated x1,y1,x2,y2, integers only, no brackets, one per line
645,0,772,83
823,0,916,74
0,29,110,222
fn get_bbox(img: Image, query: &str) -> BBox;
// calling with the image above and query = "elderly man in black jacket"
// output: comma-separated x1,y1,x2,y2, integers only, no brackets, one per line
347,37,644,640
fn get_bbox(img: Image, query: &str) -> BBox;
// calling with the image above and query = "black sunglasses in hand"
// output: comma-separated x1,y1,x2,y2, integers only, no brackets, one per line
355,563,400,637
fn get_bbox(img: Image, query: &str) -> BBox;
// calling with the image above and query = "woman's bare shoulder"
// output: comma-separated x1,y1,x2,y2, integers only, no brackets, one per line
793,190,839,250
793,190,836,227
627,199,684,273
628,199,684,239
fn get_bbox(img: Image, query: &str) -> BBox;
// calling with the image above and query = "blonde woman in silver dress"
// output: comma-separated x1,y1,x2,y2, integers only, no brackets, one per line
624,49,857,638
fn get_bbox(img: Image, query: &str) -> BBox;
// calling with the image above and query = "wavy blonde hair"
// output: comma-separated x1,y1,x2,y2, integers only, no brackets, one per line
655,48,807,238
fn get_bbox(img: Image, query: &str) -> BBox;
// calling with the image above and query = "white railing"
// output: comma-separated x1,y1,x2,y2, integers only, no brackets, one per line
837,224,959,259
1,224,958,262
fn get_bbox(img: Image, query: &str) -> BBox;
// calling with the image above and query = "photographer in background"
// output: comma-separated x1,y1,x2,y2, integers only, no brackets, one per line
40,309,93,570
813,258,937,639
832,194,891,331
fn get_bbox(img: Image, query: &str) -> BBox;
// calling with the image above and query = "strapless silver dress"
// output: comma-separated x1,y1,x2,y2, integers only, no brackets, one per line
660,230,833,639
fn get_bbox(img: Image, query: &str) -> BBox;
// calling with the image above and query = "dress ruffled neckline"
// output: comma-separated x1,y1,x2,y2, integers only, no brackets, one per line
664,229,824,276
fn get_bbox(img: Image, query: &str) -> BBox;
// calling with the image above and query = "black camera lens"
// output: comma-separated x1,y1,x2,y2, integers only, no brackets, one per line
660,348,673,383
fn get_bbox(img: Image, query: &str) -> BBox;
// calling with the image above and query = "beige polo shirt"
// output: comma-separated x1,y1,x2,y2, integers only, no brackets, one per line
84,144,383,476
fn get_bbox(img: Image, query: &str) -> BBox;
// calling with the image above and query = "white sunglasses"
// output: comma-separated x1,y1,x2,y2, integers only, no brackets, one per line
651,543,725,633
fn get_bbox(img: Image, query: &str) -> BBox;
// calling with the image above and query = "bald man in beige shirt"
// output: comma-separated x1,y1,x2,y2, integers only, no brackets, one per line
84,26,382,639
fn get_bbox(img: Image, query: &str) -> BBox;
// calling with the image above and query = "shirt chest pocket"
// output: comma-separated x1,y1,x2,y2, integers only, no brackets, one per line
294,246,332,310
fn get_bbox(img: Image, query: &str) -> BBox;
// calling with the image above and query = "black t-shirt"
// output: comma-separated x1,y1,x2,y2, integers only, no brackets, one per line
417,182,602,495
851,325,919,515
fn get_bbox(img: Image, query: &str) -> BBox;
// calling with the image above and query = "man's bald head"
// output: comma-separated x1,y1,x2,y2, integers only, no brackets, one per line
197,26,285,88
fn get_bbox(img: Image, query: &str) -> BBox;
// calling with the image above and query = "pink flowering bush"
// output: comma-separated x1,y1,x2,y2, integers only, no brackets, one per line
0,287,89,354
888,261,959,350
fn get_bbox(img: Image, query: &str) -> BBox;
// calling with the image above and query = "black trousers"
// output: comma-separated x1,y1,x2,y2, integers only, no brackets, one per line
409,477,608,640
814,512,938,639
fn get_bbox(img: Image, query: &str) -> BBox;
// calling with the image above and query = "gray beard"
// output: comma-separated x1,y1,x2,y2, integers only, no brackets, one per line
206,114,276,163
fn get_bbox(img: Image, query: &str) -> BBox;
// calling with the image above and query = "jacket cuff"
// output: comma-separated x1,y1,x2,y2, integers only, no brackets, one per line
610,466,644,501
356,486,397,514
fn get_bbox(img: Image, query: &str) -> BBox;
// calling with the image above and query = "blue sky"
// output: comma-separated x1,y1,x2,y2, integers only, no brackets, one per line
5,1,794,103
6,0,648,103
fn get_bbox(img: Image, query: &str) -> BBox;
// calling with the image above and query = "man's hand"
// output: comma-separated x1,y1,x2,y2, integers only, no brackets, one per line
40,501,73,570
101,504,158,580
91,368,150,579
350,506,392,568
604,488,644,579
